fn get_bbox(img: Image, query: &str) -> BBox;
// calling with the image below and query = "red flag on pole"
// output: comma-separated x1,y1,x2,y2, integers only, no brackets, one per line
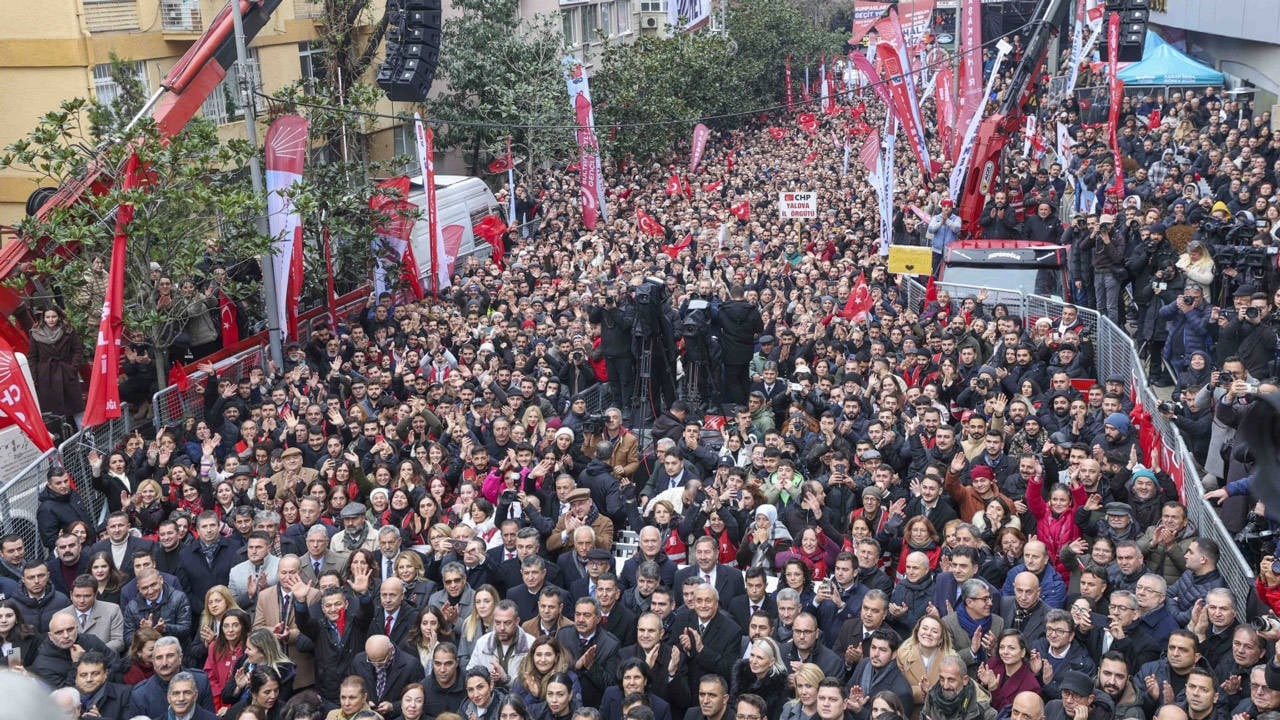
859,128,881,173
473,214,508,270
839,273,874,322
661,233,693,259
768,127,786,141
83,152,140,427
924,275,938,305
0,336,53,452
219,293,239,347
636,209,666,237
167,361,191,393
665,172,682,197
729,201,751,221
264,115,309,342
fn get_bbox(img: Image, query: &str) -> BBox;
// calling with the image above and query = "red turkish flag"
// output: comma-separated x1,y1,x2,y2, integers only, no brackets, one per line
0,336,53,451
839,273,874,322
636,209,666,237
797,113,818,133
168,361,191,393
661,233,693,259
729,201,751,221
473,214,508,270
768,127,786,141
83,152,140,427
487,156,513,174
219,292,239,347
665,172,682,197
702,181,723,193
804,151,819,164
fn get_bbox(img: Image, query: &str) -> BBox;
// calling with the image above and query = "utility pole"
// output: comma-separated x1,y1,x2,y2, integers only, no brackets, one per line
230,0,284,369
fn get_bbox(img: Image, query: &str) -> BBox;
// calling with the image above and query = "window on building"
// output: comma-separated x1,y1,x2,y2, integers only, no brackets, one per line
201,49,262,125
639,0,663,12
600,2,613,38
615,0,631,33
580,4,597,44
299,40,328,88
93,61,148,109
562,7,579,47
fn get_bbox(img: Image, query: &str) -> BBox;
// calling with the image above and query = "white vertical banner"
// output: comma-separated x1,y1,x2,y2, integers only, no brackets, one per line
949,38,1013,202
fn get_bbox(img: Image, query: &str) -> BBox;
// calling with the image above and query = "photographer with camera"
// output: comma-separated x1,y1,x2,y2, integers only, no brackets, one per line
1159,384,1212,464
1127,223,1179,386
1064,214,1096,309
587,284,635,406
1081,214,1128,325
1213,292,1277,379
1157,285,1212,381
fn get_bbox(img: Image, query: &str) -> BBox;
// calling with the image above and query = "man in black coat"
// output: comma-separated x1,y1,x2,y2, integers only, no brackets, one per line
670,584,742,696
369,577,420,648
88,512,156,582
782,612,845,681
294,579,376,705
74,650,132,720
420,643,467,720
673,537,745,606
557,596,621,707
351,634,426,720
36,468,98,552
715,284,763,407
29,610,120,689
845,629,916,719
588,290,636,405
177,512,241,615
577,440,626,525
728,568,777,631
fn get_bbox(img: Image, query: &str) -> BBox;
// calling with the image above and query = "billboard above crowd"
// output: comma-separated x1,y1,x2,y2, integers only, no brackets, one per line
668,0,712,31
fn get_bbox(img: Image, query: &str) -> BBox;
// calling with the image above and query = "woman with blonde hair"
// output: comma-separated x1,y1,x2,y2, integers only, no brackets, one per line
778,662,824,720
456,584,500,666
519,405,547,447
192,585,244,666
731,636,790,719
896,614,959,705
510,636,579,708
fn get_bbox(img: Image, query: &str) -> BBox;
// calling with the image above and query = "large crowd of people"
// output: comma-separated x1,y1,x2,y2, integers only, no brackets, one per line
12,25,1280,720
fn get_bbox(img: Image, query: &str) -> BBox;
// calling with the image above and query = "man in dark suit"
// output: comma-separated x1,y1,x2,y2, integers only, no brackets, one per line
164,672,218,720
119,552,181,610
294,577,376,704
671,583,742,696
782,611,845,681
556,596,621,707
47,532,89,595
555,526,596,586
351,634,425,720
496,527,565,592
89,512,156,582
845,629,916,718
370,577,420,648
932,546,997,614
1000,571,1049,643
728,567,777,631
152,520,188,577
673,536,745,607
596,572,637,647
283,496,339,549
177,512,241,616
74,650,132,720
619,526,678,590
485,520,521,566
506,555,567,622
569,548,615,601
834,590,890,669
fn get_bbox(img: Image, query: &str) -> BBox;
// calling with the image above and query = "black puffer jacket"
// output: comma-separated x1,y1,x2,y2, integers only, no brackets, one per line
731,660,791,720
35,485,97,551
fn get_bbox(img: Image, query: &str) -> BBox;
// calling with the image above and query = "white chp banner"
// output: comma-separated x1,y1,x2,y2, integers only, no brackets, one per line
778,191,818,219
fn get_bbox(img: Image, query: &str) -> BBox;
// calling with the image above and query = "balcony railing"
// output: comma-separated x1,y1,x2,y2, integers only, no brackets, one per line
160,0,203,32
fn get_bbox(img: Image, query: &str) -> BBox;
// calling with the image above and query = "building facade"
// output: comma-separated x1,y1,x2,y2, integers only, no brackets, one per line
1151,0,1280,112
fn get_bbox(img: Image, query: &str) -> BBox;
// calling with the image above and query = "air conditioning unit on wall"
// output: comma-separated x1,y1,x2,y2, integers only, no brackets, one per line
640,11,664,31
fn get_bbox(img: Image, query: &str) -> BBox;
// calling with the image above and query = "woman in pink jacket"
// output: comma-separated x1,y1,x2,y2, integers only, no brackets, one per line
1024,470,1087,578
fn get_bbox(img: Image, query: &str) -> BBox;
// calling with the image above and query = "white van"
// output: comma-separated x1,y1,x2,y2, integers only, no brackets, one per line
407,175,500,287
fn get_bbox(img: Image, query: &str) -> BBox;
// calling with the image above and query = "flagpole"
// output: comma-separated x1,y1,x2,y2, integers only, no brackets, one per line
230,0,283,369
322,221,337,328
506,136,517,233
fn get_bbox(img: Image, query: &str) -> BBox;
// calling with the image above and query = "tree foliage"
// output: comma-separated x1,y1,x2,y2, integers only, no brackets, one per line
431,0,574,173
592,0,845,159
0,96,268,370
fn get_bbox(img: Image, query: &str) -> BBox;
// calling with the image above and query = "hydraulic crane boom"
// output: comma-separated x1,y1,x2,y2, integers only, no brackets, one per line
0,0,283,337
957,0,1066,238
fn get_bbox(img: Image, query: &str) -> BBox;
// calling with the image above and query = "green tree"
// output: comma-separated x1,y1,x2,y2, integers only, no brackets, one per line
431,0,574,173
0,100,268,376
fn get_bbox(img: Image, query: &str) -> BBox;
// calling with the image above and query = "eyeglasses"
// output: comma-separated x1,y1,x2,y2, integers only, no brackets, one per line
968,595,992,603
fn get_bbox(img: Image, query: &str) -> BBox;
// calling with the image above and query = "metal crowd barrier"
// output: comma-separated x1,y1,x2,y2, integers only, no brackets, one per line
0,408,136,560
900,276,1255,605
151,345,268,432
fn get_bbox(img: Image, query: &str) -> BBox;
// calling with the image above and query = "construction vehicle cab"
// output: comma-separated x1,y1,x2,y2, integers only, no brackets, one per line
938,239,1069,302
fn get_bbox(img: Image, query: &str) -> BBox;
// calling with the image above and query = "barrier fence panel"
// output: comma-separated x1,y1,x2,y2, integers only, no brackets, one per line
900,272,1256,605
152,346,268,431
58,409,136,527
0,449,59,560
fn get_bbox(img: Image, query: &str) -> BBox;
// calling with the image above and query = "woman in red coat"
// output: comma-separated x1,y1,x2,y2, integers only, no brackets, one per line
1025,471,1087,578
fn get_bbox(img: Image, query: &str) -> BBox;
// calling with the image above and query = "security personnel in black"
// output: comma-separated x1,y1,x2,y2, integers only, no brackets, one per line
588,284,635,405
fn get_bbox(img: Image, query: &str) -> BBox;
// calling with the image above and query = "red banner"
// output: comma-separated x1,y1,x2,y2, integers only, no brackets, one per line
566,63,606,230
83,153,139,426
702,181,723,193
661,233,692,259
859,128,881,173
875,13,936,176
370,177,424,300
689,123,710,172
264,115,309,340
0,336,53,452
1107,12,1126,197
957,0,982,159
852,1,893,44
935,67,957,161
729,200,751,221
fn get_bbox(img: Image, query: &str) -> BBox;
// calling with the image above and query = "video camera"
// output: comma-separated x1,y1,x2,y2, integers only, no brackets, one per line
632,277,670,339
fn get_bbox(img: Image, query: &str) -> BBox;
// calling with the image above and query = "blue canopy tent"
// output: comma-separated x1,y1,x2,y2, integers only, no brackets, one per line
1118,32,1224,86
